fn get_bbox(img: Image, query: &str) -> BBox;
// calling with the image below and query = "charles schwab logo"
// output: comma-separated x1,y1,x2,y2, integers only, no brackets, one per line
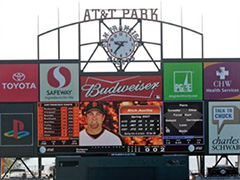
2,72,36,90
211,136,240,152
46,66,72,96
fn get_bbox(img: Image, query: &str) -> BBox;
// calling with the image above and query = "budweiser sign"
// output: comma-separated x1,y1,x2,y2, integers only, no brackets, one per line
81,76,162,101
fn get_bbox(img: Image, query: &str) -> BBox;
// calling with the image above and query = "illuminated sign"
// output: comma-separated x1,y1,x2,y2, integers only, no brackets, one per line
0,113,33,147
163,63,203,100
40,64,79,102
38,102,79,148
81,75,162,101
163,101,204,153
0,64,39,102
4,119,30,139
209,101,240,154
204,62,240,100
38,101,164,155
119,105,161,137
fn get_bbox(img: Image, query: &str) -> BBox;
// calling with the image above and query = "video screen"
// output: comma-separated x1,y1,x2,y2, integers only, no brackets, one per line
163,101,204,153
37,101,204,155
38,101,163,155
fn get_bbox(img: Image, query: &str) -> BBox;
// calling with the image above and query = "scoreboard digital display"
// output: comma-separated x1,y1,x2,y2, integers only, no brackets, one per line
119,106,161,137
37,101,204,155
38,103,79,147
163,102,204,153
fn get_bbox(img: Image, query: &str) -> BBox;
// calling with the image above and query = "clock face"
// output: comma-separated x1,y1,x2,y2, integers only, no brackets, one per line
107,31,135,59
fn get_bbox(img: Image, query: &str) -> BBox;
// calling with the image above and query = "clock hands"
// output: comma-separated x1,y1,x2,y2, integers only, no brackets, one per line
113,41,128,54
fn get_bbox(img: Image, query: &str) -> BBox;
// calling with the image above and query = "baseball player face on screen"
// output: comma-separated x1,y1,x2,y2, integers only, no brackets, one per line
86,109,105,135
79,102,122,146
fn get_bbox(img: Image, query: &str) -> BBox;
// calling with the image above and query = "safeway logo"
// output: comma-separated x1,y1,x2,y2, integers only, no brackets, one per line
4,119,30,139
12,72,26,82
47,66,71,88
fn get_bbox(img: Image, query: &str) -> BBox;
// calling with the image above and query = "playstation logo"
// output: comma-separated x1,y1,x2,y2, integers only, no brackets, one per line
4,119,30,139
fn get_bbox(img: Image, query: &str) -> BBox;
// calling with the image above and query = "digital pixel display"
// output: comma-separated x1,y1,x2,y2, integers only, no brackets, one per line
38,103,79,147
163,101,204,153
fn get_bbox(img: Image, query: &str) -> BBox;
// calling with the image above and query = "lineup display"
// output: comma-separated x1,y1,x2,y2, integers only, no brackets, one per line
37,103,79,147
163,102,204,153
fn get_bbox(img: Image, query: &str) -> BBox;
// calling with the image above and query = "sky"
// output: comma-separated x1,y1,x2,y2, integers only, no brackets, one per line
0,0,240,172
0,0,240,60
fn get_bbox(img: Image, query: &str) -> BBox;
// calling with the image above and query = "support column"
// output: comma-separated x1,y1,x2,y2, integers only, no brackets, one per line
38,157,42,178
200,155,205,177
0,158,1,178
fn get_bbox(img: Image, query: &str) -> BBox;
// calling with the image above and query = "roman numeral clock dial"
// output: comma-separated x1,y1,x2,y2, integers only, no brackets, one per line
107,31,135,59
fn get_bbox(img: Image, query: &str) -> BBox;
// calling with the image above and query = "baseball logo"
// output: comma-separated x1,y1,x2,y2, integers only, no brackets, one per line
47,66,71,88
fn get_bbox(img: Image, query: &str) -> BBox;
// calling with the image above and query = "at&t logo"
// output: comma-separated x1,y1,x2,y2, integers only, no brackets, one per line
47,66,71,88
4,119,30,139
2,72,36,90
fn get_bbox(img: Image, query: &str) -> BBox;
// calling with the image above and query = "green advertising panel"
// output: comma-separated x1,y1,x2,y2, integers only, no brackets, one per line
163,62,202,100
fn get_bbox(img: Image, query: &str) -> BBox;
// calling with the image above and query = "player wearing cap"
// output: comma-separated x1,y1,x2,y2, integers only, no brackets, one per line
79,102,122,146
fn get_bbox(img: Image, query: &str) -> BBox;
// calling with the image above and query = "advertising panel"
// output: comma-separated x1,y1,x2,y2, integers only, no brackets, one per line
80,75,162,101
1,114,33,146
40,64,79,102
204,62,240,100
163,101,204,153
0,103,36,157
38,101,164,155
0,64,39,102
163,63,202,100
209,101,240,154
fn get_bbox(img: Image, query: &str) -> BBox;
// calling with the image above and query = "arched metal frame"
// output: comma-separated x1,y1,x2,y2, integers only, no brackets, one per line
37,18,203,73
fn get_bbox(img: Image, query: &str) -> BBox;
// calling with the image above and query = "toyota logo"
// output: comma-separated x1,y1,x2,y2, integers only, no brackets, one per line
12,72,26,82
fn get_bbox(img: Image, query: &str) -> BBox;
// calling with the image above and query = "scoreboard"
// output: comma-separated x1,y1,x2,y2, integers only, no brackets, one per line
36,101,204,155
163,102,204,153
119,105,161,137
38,103,79,146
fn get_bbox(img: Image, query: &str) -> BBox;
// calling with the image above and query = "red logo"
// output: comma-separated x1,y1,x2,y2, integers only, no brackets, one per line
47,66,71,88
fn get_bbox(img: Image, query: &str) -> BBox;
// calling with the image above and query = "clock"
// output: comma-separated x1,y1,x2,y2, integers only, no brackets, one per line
107,31,135,59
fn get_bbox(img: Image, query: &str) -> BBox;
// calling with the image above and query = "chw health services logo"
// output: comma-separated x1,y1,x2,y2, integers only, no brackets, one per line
174,71,193,93
4,119,30,139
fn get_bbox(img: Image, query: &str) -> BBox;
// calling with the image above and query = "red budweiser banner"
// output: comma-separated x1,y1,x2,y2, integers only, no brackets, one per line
80,75,162,101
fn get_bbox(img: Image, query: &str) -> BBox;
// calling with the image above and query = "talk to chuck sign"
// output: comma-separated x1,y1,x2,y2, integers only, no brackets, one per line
209,101,240,154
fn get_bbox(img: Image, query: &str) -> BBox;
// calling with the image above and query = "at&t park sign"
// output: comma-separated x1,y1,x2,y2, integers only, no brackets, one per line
84,8,159,21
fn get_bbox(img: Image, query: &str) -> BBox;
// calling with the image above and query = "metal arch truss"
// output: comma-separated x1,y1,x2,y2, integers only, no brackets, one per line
37,17,203,73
